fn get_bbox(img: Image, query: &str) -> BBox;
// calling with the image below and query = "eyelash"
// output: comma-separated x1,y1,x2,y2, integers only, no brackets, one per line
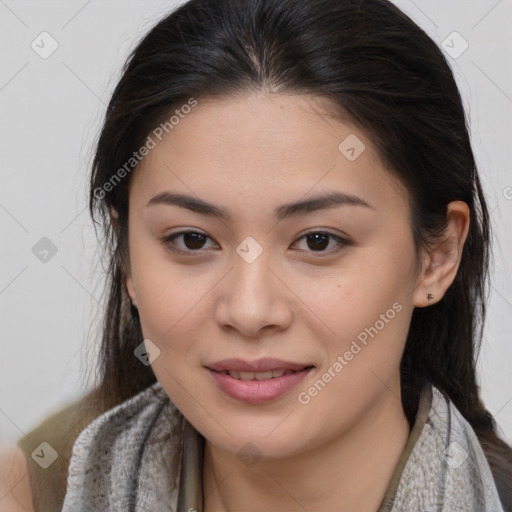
160,229,350,257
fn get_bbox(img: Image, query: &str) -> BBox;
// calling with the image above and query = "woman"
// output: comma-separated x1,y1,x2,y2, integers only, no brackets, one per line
5,0,512,510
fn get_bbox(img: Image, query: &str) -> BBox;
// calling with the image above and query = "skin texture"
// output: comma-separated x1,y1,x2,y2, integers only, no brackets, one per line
124,91,470,512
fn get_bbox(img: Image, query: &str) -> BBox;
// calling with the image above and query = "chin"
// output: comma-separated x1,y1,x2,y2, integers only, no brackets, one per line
203,422,308,461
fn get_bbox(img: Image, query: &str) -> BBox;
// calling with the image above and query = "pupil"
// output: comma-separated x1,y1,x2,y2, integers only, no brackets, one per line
307,233,328,251
184,232,206,249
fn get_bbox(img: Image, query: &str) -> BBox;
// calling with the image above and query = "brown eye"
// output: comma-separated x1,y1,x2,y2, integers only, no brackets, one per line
293,231,350,255
161,230,215,254
161,229,349,257
306,232,330,251
181,232,207,250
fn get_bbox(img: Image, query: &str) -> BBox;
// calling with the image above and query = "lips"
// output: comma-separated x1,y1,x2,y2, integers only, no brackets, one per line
205,358,315,403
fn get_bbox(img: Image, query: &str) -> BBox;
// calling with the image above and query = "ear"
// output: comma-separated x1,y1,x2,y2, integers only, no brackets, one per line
125,272,138,308
413,201,470,307
110,207,119,232
111,207,138,307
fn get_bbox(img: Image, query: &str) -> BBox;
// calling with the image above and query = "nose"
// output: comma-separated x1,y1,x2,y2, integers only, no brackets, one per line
215,246,293,338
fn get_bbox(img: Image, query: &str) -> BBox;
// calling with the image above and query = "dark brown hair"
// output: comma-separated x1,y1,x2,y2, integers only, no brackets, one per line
85,0,512,507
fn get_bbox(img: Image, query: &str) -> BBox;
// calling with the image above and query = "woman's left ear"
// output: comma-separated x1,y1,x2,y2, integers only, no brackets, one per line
413,201,470,307
110,207,119,230
126,273,138,308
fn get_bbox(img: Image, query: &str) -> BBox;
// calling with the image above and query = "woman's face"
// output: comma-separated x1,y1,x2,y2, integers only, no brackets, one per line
125,91,425,458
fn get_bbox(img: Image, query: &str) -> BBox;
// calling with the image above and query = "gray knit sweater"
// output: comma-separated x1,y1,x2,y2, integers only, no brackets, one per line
61,380,505,511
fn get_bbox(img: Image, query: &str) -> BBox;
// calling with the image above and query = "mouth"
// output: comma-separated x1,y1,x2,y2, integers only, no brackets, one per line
214,368,314,381
206,357,314,374
205,358,315,404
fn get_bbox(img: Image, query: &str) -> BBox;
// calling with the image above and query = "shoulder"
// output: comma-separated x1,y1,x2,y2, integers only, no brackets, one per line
0,445,34,512
66,380,176,472
68,381,174,459
425,386,505,509
61,381,182,510
13,391,100,512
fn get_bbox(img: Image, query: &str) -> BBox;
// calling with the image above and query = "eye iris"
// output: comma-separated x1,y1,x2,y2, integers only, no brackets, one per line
184,232,206,249
177,232,335,252
307,233,329,251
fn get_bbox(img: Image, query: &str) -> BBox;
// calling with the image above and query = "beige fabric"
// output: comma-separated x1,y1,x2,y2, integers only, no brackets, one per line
16,394,95,512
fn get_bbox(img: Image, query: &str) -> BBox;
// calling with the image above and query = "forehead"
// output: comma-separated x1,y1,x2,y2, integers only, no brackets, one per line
129,92,409,217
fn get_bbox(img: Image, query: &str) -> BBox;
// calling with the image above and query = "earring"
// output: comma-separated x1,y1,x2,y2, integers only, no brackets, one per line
427,293,434,301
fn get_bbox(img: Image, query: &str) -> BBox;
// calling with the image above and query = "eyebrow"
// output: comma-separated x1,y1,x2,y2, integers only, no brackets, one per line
145,190,375,221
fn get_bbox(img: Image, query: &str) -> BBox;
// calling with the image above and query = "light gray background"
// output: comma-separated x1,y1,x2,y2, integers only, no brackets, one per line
1,0,511,449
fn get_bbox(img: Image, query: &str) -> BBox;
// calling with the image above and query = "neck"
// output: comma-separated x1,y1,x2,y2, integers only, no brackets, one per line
202,377,411,512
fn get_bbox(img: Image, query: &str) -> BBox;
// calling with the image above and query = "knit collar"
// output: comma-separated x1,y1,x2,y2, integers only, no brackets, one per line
62,380,505,511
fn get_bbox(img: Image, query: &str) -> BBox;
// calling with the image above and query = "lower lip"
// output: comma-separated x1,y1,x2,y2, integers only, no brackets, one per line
207,368,313,404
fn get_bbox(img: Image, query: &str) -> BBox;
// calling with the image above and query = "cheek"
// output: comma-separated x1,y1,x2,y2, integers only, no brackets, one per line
128,242,207,355
294,281,410,439
136,272,210,353
129,223,197,320
303,262,407,342
300,245,414,387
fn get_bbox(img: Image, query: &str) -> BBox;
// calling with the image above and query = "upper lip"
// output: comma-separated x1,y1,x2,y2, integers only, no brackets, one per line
206,358,313,373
